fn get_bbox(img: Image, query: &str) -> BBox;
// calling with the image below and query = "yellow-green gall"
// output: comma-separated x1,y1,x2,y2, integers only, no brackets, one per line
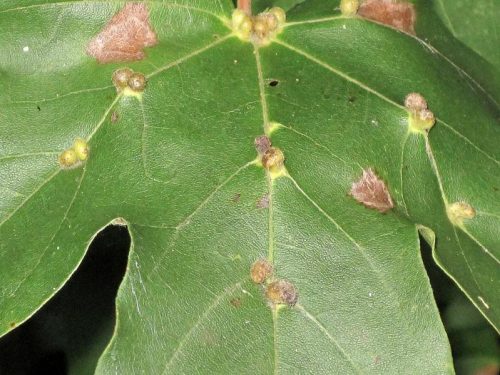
58,149,78,168
73,138,89,161
230,7,286,45
232,9,252,40
269,7,286,25
447,202,476,226
250,259,273,284
340,0,359,17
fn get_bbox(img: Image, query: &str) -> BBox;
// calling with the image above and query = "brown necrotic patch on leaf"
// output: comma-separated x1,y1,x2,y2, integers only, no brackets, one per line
86,3,158,64
350,168,394,213
358,0,416,35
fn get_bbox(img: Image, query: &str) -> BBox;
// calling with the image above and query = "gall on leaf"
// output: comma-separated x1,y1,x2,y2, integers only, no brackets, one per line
58,149,78,169
447,202,476,226
86,3,158,64
73,138,89,161
350,168,394,213
265,280,298,307
358,0,416,35
250,259,273,284
254,135,272,155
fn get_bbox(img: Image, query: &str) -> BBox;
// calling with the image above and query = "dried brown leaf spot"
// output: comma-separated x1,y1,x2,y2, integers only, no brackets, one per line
87,3,158,64
351,168,394,212
358,0,416,35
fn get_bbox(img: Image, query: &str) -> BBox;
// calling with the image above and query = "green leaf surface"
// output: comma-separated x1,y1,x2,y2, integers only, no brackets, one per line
1,0,498,373
433,0,500,69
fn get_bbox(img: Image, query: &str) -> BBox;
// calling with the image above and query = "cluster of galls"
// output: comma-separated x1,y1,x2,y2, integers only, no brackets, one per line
112,68,147,94
231,7,286,45
59,138,89,169
251,259,298,308
404,92,435,133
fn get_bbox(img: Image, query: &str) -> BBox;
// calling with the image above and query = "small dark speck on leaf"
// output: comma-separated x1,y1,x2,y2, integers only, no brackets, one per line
111,111,119,123
230,298,242,308
36,105,41,111
9,322,16,328
269,80,279,87
348,96,356,103
231,193,241,203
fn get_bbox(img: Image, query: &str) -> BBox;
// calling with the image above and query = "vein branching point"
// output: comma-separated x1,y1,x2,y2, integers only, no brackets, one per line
231,7,286,46
112,68,147,98
405,92,436,133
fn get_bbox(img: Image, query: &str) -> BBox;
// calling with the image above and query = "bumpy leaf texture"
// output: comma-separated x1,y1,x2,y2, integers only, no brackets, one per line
0,0,498,373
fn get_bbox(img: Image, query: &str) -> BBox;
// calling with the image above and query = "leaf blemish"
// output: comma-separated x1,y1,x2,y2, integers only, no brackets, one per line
447,201,476,226
86,2,158,64
110,110,119,123
256,194,269,209
350,168,394,212
230,298,242,308
358,0,416,35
